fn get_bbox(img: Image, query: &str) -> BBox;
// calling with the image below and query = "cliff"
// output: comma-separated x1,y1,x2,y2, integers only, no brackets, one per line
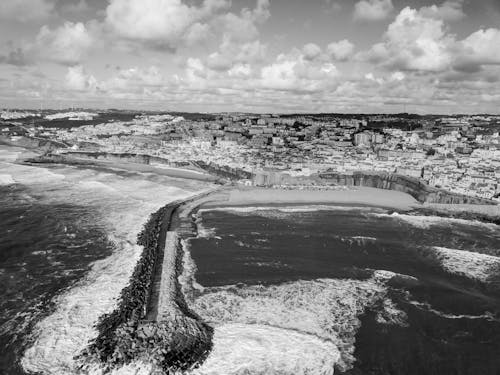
319,171,497,205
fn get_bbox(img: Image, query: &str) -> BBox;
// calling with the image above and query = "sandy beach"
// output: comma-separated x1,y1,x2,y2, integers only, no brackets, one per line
201,186,419,210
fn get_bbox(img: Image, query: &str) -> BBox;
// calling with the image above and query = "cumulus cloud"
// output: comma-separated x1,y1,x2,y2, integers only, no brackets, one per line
203,0,270,72
302,43,322,61
260,50,339,92
459,28,500,66
450,28,500,73
361,6,453,71
35,22,94,65
419,0,465,21
105,0,230,49
0,0,54,22
353,0,393,21
218,0,270,44
358,2,500,75
327,39,355,61
65,65,97,91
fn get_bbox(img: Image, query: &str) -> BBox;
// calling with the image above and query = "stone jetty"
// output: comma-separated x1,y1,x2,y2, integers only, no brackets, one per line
78,190,218,374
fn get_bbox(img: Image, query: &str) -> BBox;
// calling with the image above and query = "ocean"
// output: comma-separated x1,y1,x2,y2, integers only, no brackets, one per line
0,145,207,374
184,206,500,375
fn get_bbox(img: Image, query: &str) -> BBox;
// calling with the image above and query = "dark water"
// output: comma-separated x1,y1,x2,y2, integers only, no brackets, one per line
189,208,500,375
0,185,114,375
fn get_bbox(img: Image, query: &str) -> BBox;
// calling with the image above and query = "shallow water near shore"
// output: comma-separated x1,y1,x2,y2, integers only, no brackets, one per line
185,207,500,375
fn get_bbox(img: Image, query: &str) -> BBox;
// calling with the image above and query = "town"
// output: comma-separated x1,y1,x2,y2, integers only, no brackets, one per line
1,109,500,201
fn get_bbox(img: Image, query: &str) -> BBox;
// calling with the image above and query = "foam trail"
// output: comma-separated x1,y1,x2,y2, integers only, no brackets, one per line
373,212,498,230
405,298,498,322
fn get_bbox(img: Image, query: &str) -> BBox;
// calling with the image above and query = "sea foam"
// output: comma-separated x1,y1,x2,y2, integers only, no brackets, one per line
0,173,15,185
189,275,404,373
191,323,340,375
432,246,500,283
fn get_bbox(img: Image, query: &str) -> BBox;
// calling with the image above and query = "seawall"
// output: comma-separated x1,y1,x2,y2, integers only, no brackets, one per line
319,171,497,205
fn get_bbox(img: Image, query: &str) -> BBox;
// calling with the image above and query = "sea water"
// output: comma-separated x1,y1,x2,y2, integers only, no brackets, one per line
185,206,500,375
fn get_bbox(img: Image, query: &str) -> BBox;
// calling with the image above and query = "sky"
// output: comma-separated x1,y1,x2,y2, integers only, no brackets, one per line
0,0,499,114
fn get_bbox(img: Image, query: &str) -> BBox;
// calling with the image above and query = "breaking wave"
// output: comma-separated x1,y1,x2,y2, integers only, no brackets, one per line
431,246,500,283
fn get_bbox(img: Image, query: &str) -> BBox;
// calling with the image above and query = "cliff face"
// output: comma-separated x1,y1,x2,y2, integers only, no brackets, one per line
67,151,152,164
193,161,253,181
0,135,61,151
319,172,496,205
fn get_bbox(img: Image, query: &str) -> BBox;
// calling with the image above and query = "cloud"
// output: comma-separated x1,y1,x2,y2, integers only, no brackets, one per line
203,0,270,72
101,66,173,95
260,50,339,92
218,0,270,44
65,65,97,91
105,0,230,49
0,48,30,66
360,6,453,71
457,28,500,70
302,43,322,61
324,0,342,13
359,3,500,75
327,39,355,61
0,0,54,22
419,0,465,21
353,0,393,21
35,22,94,65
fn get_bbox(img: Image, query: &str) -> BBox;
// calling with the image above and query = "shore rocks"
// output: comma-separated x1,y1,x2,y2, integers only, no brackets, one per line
77,203,213,374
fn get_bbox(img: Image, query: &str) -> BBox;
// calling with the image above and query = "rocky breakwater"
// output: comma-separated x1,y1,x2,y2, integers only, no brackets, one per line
78,201,213,373
319,171,496,205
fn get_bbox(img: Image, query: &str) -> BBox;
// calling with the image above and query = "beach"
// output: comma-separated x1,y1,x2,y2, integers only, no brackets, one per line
201,186,419,210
